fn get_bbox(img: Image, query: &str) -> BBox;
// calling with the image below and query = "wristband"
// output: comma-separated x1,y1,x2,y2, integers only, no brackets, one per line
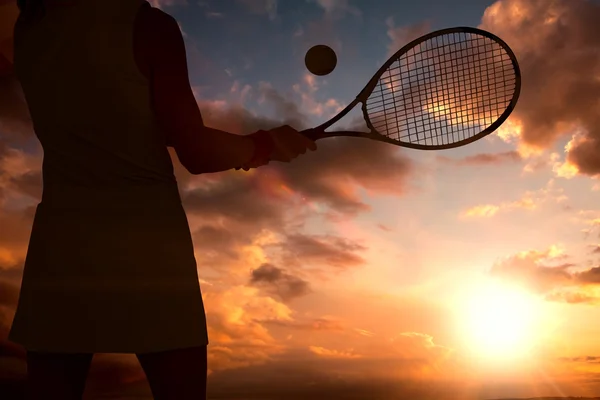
248,130,275,165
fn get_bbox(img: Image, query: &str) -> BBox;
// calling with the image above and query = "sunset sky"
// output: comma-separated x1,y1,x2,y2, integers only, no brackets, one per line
2,0,600,399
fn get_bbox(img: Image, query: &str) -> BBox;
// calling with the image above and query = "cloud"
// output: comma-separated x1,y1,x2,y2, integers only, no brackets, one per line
249,263,311,302
278,233,366,270
490,247,575,293
438,151,522,167
292,74,344,119
385,18,431,57
479,0,600,177
237,0,278,20
545,290,599,305
310,0,362,18
490,245,600,304
147,0,188,8
201,284,293,371
291,0,355,60
0,206,36,272
203,332,458,400
309,345,361,358
192,224,242,261
261,316,344,331
0,144,42,203
460,179,569,218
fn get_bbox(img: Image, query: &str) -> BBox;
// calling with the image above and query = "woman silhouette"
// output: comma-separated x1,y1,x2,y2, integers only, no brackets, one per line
8,1,316,399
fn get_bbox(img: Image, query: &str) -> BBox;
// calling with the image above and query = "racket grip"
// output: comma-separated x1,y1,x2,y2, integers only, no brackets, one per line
300,128,325,141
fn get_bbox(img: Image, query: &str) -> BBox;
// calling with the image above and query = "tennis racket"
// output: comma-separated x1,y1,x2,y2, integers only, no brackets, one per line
300,26,521,149
299,26,521,149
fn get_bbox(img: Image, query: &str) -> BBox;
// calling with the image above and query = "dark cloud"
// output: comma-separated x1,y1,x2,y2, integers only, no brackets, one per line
438,151,522,166
559,355,600,364
250,263,311,302
577,266,600,284
258,83,309,129
281,138,413,215
480,0,600,176
205,344,460,400
377,224,393,232
192,224,241,261
183,174,285,226
279,233,366,270
236,0,278,20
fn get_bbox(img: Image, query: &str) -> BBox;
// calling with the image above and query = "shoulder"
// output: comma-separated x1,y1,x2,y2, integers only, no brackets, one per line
135,2,185,62
138,3,181,35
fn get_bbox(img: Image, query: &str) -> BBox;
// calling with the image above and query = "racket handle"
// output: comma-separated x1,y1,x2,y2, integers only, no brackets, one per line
301,129,367,141
300,128,326,141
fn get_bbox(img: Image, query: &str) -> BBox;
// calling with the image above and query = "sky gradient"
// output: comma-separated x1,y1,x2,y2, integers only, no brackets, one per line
1,0,600,399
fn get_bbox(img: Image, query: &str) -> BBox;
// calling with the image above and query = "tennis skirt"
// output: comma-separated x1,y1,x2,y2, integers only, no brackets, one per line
8,184,208,354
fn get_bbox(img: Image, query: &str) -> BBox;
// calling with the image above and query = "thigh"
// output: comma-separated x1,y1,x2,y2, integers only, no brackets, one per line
137,346,207,400
26,351,94,400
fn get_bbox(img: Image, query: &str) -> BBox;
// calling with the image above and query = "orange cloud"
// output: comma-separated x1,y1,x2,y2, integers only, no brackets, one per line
490,244,600,304
460,179,568,218
309,345,362,358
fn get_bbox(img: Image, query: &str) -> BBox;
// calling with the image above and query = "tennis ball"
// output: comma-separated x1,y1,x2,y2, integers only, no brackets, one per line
305,44,337,76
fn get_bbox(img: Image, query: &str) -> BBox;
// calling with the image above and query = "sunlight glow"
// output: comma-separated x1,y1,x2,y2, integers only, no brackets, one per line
458,280,542,362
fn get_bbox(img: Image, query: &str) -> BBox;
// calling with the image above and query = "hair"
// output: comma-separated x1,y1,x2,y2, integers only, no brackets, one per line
16,0,46,20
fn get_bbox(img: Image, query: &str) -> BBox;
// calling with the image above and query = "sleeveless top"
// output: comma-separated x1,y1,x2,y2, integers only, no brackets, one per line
14,0,178,207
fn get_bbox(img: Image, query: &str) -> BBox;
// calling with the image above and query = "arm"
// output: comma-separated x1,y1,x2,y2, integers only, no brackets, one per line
140,6,256,174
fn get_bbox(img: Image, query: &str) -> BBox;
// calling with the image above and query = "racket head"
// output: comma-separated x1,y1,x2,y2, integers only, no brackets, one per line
344,27,521,150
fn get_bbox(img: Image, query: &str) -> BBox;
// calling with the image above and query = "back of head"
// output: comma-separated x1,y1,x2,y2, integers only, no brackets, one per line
16,0,46,20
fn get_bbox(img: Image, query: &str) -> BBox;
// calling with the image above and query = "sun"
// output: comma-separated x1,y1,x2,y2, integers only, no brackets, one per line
456,280,541,362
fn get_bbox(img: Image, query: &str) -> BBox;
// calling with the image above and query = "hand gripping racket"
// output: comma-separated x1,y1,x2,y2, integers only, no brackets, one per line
300,26,521,149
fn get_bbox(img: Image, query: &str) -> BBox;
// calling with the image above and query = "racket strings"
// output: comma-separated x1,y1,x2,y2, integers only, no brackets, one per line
365,32,517,146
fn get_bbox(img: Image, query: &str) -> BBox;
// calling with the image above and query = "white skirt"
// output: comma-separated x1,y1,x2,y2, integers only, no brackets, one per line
9,184,208,354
